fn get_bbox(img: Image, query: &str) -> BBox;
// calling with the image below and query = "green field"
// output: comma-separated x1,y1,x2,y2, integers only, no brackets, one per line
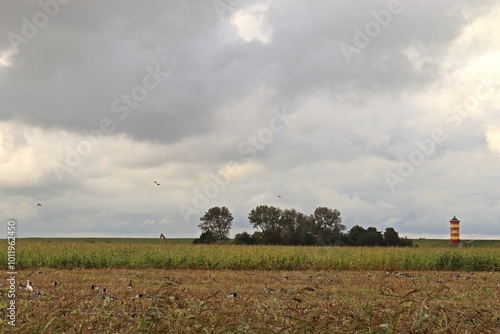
3,239,500,271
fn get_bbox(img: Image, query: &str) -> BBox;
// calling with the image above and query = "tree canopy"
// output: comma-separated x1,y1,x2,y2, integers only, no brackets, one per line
196,206,233,243
195,205,413,247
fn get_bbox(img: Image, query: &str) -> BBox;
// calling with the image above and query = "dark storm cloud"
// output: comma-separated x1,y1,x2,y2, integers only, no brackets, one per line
2,0,495,145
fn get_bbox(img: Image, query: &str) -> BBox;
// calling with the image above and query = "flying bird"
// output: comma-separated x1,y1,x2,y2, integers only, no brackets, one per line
154,181,160,186
277,195,282,199
37,203,41,207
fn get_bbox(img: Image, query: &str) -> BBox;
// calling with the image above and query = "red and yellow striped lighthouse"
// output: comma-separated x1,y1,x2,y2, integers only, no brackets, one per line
449,216,460,243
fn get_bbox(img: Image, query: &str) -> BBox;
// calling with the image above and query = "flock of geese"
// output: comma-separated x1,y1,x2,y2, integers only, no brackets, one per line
15,271,303,302
17,276,140,301
12,270,500,305
18,279,45,300
15,269,243,301
18,277,239,301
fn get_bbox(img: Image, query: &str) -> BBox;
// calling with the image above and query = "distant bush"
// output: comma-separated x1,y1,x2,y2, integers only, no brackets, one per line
343,225,414,247
234,232,256,245
193,231,216,245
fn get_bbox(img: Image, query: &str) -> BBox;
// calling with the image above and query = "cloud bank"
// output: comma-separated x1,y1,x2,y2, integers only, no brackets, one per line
1,0,499,238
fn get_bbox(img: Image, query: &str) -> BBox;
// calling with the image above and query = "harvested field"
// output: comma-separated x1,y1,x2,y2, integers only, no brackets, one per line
2,268,500,333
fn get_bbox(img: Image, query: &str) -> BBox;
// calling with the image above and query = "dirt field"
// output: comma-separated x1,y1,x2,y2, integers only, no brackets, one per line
2,269,499,333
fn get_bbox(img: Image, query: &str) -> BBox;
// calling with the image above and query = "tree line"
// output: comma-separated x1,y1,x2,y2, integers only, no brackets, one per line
193,205,413,247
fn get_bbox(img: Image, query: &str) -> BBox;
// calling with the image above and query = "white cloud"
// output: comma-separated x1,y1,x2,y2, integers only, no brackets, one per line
0,51,12,67
231,3,272,44
486,127,500,153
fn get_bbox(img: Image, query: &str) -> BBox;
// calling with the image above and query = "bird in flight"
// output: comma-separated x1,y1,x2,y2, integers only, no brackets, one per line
37,203,41,207
277,195,282,199
154,181,160,186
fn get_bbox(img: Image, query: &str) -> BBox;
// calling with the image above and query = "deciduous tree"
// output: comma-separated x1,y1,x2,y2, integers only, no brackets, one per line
313,207,345,245
198,206,233,240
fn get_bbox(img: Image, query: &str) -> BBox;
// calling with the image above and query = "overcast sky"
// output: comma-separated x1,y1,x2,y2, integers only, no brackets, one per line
1,0,499,239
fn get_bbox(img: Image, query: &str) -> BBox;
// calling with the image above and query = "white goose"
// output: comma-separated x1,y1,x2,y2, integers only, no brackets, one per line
26,280,34,293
